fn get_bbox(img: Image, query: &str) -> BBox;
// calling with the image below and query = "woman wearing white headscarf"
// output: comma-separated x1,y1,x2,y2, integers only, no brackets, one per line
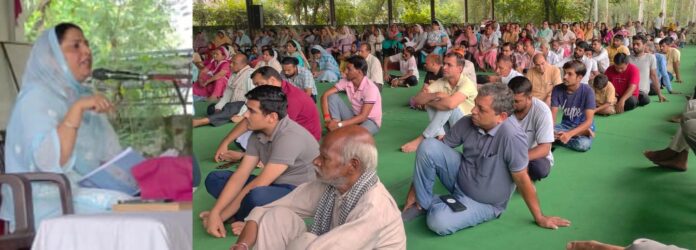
412,24,428,51
1,23,131,230
421,20,450,62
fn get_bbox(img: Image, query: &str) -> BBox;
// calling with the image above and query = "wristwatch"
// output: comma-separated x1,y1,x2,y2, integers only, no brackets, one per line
338,122,343,128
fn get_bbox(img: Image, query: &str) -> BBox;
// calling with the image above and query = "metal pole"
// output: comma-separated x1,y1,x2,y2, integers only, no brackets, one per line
431,0,435,22
245,0,253,38
329,0,336,26
465,0,469,23
491,0,495,20
388,0,393,25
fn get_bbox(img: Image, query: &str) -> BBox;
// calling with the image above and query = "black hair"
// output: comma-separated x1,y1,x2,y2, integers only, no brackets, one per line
55,23,83,44
659,37,673,45
403,46,415,56
346,55,368,75
245,85,288,119
593,74,609,89
281,56,299,66
251,66,283,82
497,54,513,64
613,52,629,65
563,60,587,77
613,34,624,41
632,35,647,44
261,45,275,57
508,76,533,96
444,51,466,67
575,41,590,52
311,48,321,54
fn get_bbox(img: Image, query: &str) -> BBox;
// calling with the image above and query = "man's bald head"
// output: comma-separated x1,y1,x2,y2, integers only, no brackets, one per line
532,53,548,74
322,125,377,172
230,53,249,72
532,53,546,64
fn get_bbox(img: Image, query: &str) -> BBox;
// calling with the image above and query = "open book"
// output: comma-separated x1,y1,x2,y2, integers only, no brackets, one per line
78,147,145,196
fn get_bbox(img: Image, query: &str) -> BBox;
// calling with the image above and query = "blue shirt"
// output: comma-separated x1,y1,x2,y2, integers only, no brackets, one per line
551,83,596,129
655,53,672,91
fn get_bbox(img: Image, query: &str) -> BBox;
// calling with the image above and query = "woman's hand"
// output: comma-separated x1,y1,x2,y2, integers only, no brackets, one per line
77,94,113,113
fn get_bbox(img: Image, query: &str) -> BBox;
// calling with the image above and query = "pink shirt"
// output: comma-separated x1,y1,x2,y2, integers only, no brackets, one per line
334,76,383,127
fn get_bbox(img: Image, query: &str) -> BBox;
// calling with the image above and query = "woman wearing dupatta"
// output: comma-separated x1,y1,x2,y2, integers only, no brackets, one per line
285,39,309,69
309,45,340,83
1,23,131,231
193,46,231,101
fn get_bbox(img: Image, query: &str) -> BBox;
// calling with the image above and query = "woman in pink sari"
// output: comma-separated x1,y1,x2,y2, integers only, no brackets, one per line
475,25,498,71
455,25,478,55
193,46,231,101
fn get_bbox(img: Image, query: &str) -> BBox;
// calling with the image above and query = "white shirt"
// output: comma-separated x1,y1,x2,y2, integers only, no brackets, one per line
365,54,384,85
654,17,664,29
556,55,598,84
501,69,524,85
546,51,562,66
592,48,610,73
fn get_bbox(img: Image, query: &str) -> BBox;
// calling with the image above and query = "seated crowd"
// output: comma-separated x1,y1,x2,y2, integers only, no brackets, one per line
191,18,691,250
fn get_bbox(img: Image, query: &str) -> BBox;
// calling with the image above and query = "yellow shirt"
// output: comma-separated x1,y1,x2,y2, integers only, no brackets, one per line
427,73,478,115
594,82,617,106
607,45,630,65
525,64,562,102
666,47,681,74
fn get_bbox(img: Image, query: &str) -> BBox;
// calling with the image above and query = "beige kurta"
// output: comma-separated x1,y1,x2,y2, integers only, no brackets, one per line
246,180,406,250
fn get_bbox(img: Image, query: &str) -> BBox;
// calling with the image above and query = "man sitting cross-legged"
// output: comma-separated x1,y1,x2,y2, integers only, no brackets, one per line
321,56,383,135
213,67,321,163
201,85,320,238
281,56,318,102
551,60,596,152
605,53,646,114
400,51,477,153
401,83,570,235
508,76,555,181
487,55,523,85
193,54,255,127
409,54,444,110
525,53,562,106
230,126,406,250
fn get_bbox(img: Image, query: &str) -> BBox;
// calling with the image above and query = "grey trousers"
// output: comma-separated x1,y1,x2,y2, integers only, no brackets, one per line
327,94,380,135
422,107,464,138
669,99,696,153
206,101,245,126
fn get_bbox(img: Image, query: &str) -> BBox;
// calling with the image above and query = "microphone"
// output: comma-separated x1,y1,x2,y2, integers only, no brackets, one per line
92,68,148,81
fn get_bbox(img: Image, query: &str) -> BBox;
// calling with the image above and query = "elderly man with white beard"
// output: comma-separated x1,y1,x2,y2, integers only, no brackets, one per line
230,125,406,250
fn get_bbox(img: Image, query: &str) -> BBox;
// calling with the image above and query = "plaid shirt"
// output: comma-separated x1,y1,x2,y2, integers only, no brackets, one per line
282,67,317,96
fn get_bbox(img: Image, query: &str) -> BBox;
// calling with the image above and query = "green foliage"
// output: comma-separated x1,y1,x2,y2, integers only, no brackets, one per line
194,0,695,27
22,0,190,156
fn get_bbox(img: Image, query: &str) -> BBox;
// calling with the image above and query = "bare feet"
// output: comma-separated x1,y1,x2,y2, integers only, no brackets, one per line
654,150,688,171
669,115,682,123
257,161,265,168
643,148,678,163
401,136,424,153
566,240,624,250
199,211,210,228
231,221,246,236
402,185,417,212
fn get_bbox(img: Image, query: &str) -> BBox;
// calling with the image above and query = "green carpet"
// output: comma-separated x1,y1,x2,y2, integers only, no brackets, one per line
193,48,696,249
